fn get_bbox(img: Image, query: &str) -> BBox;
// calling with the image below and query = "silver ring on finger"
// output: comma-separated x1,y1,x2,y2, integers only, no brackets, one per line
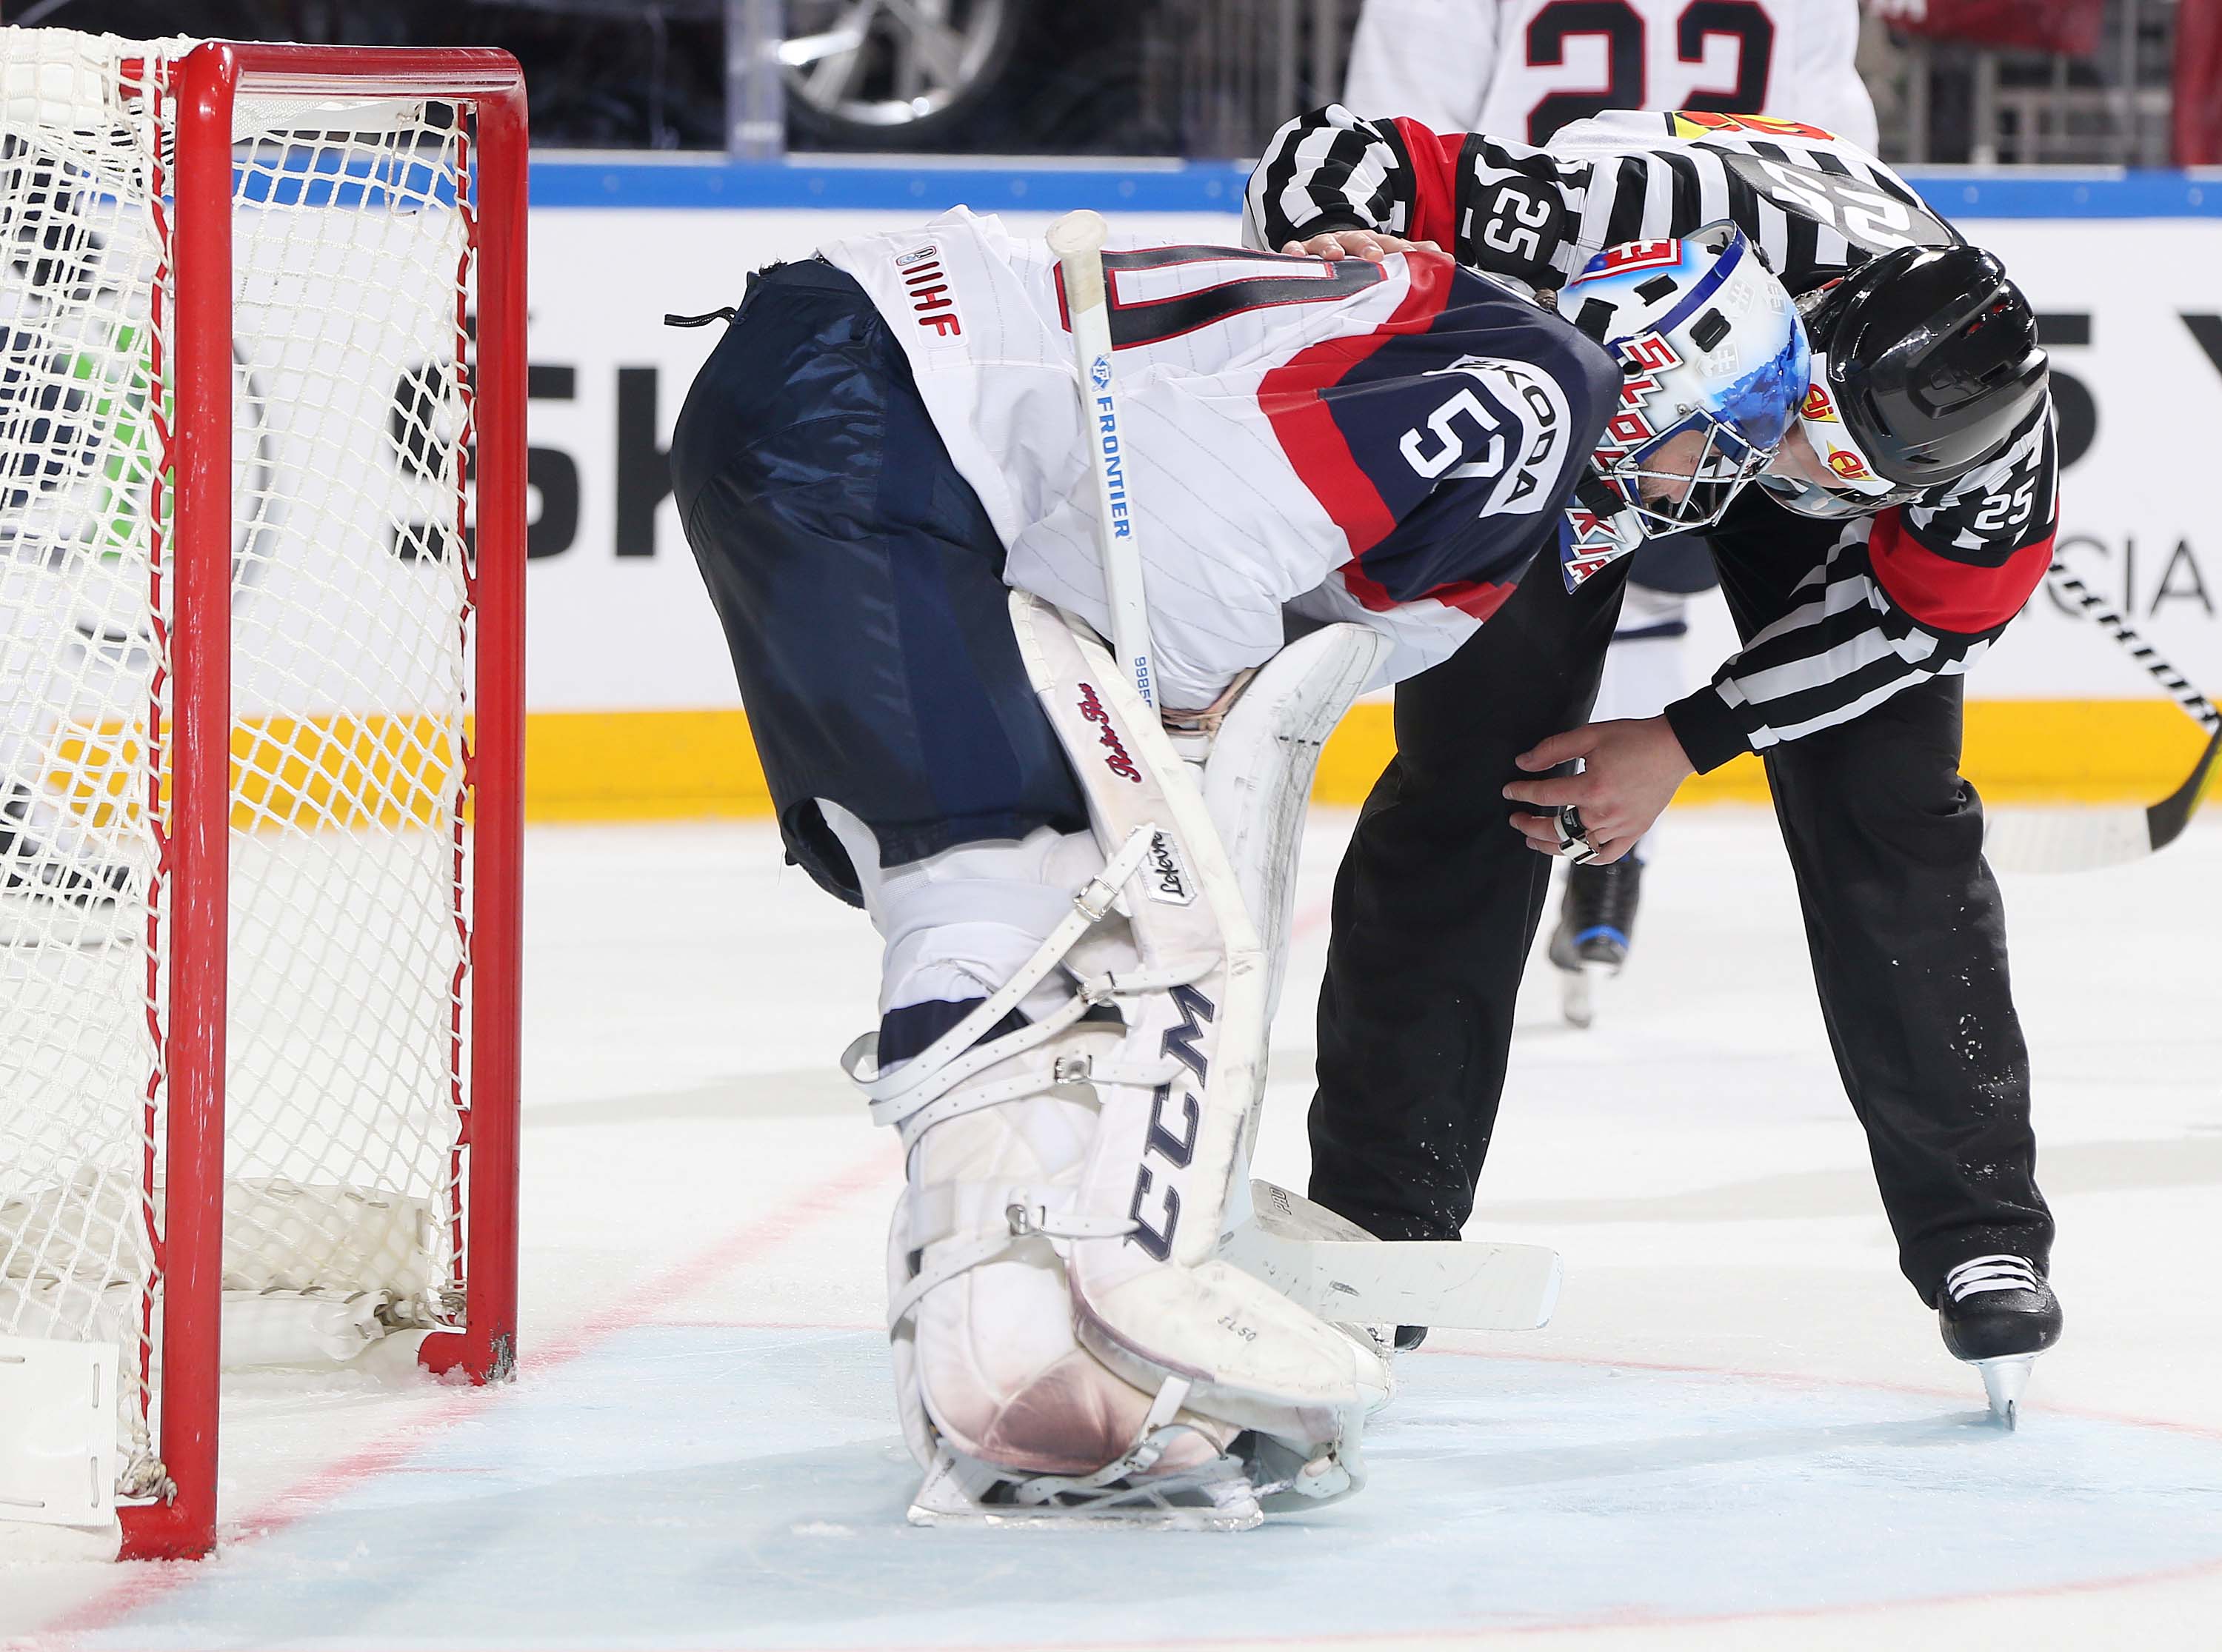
1554,803,1599,865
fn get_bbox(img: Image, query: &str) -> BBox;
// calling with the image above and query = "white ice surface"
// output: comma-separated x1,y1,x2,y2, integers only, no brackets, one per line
4,809,2220,1651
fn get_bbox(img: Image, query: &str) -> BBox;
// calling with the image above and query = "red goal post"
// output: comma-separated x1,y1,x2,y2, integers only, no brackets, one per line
149,38,527,1564
0,34,526,1563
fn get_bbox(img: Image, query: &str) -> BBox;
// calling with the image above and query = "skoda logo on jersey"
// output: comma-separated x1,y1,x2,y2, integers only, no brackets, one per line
1090,353,1112,389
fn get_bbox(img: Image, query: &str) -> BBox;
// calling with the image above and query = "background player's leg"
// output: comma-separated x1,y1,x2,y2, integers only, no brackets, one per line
1309,555,1631,1243
1700,496,2055,1303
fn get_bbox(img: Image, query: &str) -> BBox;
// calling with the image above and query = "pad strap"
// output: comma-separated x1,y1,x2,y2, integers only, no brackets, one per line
909,1180,1139,1248
888,1181,1141,1333
881,1051,1181,1146
1008,1377,1200,1502
847,826,1160,1115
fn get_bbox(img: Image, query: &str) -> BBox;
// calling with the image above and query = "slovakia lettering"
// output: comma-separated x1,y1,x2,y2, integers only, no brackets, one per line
1561,503,1631,592
1595,332,1681,466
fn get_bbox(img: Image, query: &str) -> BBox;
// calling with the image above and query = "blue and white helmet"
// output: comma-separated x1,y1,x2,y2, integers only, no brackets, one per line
1558,222,1810,538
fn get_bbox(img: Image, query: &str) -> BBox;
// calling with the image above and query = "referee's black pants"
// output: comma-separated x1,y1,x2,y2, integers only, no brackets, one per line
1308,491,2054,1304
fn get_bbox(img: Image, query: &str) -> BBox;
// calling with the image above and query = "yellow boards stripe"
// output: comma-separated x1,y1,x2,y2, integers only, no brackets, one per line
1321,699,2219,808
41,700,2216,830
517,700,2221,820
48,715,462,832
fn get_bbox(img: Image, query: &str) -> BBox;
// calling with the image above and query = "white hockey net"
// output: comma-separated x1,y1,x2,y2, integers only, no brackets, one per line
0,29,484,1503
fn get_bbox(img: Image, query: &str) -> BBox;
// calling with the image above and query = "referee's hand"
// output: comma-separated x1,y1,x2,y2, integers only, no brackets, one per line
1502,715,1694,864
1279,230,1443,262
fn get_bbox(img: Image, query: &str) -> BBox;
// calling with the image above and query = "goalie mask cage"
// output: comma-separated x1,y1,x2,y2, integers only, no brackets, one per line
0,33,524,1561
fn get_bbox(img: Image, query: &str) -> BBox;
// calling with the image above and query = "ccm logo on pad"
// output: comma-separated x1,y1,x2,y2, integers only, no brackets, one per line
1128,983,1214,1261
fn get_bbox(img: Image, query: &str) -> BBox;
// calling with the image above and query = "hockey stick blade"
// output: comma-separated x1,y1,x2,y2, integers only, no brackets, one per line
1986,563,2222,872
1985,723,2222,873
1218,1222,1562,1331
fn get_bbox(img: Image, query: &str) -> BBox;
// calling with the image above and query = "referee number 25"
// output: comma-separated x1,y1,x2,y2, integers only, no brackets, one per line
1479,187,1556,266
1972,478,2038,533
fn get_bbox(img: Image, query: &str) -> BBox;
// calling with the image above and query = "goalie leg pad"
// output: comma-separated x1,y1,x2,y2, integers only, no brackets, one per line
827,806,1234,1481
1198,621,1385,1022
845,596,1377,1514
1010,595,1371,1454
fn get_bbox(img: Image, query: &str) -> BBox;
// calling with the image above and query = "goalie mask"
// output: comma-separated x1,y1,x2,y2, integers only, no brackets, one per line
1560,222,1810,538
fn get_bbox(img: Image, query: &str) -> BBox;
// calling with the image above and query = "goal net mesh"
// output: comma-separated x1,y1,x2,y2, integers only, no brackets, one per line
0,29,482,1501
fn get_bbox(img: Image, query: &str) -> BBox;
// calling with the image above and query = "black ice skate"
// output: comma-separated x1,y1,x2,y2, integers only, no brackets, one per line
1547,855,1643,1029
1937,1254,2062,1428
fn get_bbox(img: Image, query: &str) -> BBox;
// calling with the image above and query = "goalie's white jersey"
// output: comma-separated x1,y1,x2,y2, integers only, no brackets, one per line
820,209,1616,706
1344,0,1876,154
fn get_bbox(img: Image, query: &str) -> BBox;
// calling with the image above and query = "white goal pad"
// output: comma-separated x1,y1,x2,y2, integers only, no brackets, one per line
0,1335,119,1528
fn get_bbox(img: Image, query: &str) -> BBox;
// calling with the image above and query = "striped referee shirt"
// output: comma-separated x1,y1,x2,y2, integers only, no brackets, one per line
1244,106,2061,770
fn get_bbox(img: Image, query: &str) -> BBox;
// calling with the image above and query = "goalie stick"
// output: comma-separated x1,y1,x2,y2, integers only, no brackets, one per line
1045,215,1561,1338
1219,1182,1562,1331
1984,561,2222,874
1047,208,1158,710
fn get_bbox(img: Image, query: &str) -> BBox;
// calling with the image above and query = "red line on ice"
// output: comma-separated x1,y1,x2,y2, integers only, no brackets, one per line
39,1140,898,1640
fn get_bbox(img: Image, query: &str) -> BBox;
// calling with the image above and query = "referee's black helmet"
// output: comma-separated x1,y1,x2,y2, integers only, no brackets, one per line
1802,243,2049,489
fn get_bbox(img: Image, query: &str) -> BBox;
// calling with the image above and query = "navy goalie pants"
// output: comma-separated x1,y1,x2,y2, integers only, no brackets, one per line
670,259,1088,906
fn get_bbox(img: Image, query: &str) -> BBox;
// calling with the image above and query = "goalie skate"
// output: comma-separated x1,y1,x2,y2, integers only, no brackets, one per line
904,1391,1265,1533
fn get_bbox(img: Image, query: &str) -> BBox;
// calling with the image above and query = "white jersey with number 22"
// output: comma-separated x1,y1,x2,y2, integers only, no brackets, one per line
1344,0,1875,153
